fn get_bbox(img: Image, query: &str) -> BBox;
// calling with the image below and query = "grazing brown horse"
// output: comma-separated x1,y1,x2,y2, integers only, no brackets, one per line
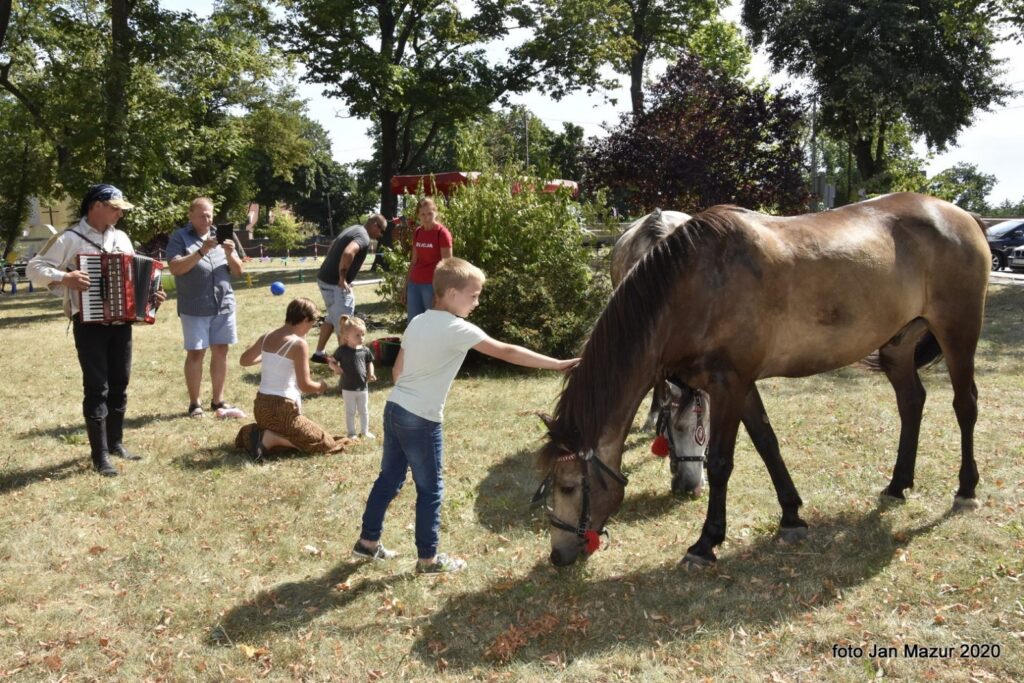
609,210,803,500
538,193,990,567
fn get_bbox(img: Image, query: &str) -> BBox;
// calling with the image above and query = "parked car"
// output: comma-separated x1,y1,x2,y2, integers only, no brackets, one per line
1008,245,1024,272
986,219,1024,270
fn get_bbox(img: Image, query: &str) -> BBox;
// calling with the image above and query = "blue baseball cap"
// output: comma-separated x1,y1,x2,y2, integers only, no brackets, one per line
80,184,135,215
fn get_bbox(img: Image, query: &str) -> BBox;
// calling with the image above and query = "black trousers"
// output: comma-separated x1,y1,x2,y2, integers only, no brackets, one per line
72,318,132,421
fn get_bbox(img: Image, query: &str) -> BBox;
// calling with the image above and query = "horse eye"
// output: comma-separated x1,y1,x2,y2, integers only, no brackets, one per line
559,485,576,495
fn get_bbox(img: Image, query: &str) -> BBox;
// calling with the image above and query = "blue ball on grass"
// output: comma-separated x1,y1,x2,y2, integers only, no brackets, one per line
270,281,286,296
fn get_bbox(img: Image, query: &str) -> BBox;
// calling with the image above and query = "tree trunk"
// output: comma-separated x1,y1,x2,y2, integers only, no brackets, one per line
0,0,13,54
629,50,646,116
105,0,132,186
852,137,879,187
1,141,32,261
379,109,399,221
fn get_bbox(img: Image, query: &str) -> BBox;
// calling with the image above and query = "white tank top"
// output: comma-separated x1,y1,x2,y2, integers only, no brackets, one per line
258,335,303,406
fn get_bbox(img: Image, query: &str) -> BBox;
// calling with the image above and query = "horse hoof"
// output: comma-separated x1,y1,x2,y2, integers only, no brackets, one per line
878,489,906,505
952,496,981,512
777,526,808,544
678,553,714,569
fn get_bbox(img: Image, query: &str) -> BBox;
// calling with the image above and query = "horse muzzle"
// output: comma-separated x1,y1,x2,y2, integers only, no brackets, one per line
550,545,580,566
672,470,705,497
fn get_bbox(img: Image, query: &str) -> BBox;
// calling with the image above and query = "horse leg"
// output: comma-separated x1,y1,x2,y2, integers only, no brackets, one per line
878,337,927,502
927,327,981,509
641,379,663,432
741,385,807,542
681,381,745,568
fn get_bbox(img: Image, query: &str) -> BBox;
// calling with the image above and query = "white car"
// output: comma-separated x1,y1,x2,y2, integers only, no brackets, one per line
1008,245,1024,271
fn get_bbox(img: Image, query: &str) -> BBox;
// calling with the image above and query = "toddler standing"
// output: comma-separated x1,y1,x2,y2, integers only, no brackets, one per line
328,315,376,439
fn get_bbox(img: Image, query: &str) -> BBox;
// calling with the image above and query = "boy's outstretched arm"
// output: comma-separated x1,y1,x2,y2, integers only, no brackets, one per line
473,337,579,372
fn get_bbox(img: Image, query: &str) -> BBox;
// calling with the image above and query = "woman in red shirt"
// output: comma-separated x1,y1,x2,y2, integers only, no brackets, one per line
406,197,453,321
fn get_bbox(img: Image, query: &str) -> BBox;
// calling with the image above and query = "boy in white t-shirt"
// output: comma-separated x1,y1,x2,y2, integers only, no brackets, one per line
353,257,579,573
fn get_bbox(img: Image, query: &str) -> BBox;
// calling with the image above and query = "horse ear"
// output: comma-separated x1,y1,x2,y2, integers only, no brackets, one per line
664,377,688,402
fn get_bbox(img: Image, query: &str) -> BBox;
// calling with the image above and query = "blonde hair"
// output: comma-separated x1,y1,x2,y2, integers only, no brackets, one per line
433,257,485,298
336,314,367,343
416,197,437,213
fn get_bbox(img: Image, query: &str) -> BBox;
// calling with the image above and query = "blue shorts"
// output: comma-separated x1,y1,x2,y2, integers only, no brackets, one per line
317,279,356,328
180,311,238,350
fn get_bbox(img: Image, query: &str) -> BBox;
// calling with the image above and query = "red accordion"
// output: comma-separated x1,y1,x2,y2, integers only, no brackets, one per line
76,253,164,324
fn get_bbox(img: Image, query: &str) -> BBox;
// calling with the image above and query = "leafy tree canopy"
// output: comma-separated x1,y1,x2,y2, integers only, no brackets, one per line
0,0,320,245
279,0,631,219
607,0,752,114
924,162,997,213
584,52,808,216
742,0,1014,187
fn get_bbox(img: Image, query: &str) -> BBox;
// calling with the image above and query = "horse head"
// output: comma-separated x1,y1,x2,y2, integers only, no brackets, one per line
661,378,709,497
537,414,629,567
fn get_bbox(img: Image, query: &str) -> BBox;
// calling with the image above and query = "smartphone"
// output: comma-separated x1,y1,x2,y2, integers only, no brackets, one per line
215,223,235,244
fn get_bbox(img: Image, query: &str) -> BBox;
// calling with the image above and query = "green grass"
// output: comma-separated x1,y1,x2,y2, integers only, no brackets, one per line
1,271,1022,682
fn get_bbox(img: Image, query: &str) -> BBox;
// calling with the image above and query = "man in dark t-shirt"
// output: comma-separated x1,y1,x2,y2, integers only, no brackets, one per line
311,214,386,363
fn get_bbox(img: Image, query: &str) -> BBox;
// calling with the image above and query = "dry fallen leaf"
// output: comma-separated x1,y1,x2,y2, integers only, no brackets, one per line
42,654,62,671
88,546,106,555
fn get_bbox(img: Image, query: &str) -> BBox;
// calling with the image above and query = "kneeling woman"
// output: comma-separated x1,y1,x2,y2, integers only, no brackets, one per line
235,297,348,459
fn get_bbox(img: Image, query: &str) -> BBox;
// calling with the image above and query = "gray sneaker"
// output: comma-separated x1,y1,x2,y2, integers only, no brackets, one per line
352,541,397,561
416,553,467,574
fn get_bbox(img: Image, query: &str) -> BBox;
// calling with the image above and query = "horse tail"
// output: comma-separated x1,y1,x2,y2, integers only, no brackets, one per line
969,211,988,237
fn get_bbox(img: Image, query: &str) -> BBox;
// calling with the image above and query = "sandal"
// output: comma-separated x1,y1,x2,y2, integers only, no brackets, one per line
188,403,204,418
210,400,235,411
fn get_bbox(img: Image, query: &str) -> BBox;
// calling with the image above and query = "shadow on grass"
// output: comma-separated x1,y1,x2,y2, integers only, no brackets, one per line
409,506,956,671
173,439,347,471
0,309,67,328
210,504,957,662
474,448,693,534
18,410,182,441
0,457,85,494
0,293,54,310
211,563,416,645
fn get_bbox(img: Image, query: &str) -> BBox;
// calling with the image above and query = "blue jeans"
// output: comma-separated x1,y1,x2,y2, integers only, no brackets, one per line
406,282,434,322
360,401,444,559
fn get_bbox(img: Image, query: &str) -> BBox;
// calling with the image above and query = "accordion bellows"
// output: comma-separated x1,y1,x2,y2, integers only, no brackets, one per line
76,253,164,324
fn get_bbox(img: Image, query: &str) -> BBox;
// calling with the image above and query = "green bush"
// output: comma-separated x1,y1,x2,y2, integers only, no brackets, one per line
379,171,612,357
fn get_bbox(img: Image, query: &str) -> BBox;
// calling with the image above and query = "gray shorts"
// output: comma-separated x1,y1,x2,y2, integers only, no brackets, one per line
180,311,238,350
317,279,355,328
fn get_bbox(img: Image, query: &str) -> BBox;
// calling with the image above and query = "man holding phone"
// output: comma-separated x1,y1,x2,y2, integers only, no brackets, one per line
167,197,245,418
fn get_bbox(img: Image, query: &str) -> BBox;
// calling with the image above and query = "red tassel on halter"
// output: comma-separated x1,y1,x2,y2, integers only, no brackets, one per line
583,529,601,554
651,435,670,457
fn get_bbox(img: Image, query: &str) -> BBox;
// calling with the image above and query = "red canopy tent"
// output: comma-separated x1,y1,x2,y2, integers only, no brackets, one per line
390,172,578,198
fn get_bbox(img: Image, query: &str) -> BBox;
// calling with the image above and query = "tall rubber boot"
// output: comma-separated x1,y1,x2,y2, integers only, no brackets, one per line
106,410,142,460
86,417,118,476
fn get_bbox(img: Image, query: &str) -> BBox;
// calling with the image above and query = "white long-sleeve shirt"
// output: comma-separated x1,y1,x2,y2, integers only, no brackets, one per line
27,217,135,317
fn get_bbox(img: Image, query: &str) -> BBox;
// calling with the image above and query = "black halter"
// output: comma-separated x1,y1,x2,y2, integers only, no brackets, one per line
531,448,629,545
657,394,707,465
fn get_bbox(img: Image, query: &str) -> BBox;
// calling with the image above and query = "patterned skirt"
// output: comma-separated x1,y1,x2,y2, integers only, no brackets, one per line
235,392,349,455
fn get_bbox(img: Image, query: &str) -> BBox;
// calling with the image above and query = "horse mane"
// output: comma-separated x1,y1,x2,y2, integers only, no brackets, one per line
539,206,745,467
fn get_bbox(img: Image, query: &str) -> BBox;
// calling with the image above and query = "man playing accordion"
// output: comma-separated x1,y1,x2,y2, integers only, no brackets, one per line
27,184,166,476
